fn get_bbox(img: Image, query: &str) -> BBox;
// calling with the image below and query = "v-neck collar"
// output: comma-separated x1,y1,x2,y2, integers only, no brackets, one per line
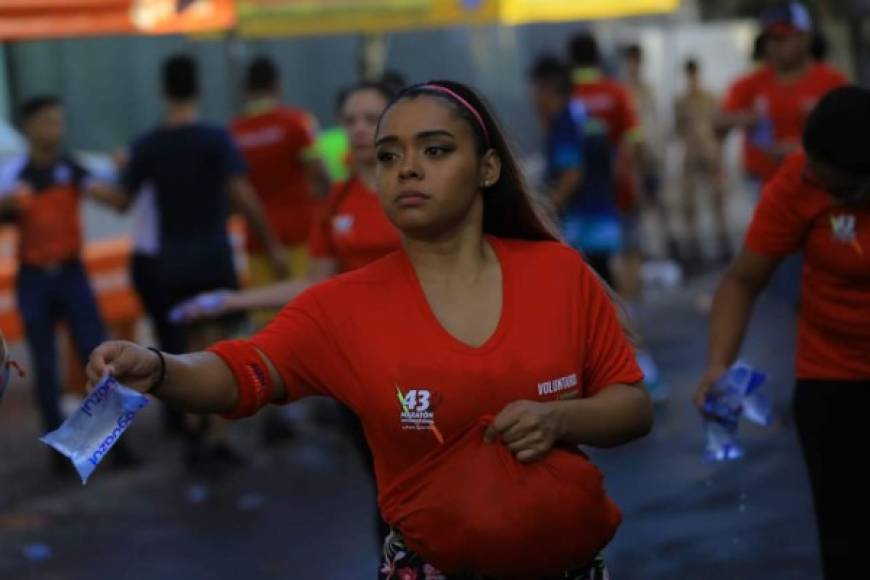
400,235,512,355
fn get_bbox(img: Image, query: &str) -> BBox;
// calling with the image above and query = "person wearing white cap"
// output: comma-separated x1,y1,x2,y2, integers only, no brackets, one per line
718,1,848,310
719,1,847,186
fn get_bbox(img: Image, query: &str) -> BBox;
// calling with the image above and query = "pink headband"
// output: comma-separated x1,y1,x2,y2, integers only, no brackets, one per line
421,84,491,146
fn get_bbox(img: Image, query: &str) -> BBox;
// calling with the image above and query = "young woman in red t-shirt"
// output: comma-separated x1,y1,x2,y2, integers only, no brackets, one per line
695,86,870,580
87,81,652,578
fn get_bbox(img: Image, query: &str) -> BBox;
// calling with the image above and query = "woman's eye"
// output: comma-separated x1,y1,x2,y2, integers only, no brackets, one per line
377,150,398,163
425,146,452,157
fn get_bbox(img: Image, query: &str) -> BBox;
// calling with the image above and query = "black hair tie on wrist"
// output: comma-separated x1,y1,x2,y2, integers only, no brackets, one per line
146,347,166,395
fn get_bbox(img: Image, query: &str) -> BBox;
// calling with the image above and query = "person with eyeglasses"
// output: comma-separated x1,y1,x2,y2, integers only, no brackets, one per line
694,86,870,580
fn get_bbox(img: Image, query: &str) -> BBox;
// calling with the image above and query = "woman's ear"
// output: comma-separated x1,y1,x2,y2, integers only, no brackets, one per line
479,149,502,188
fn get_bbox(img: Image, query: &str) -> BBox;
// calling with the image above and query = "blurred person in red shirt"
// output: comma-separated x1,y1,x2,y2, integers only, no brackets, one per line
231,56,330,314
229,57,332,443
696,86,870,580
720,1,847,310
719,1,847,187
567,33,640,286
567,33,670,402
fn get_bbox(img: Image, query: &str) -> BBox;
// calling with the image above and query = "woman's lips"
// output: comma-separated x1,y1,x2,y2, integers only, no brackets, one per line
396,190,430,208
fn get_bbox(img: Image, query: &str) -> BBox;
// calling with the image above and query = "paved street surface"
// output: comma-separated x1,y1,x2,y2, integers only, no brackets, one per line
0,270,821,580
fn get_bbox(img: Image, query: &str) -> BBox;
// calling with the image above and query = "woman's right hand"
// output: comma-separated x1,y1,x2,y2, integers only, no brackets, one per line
86,341,162,394
693,365,729,415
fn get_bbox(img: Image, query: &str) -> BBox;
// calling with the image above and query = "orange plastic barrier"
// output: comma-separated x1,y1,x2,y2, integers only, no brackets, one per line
0,228,141,343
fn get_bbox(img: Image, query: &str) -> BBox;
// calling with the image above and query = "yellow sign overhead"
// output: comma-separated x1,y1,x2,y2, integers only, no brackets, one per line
499,0,680,25
237,0,680,38
238,0,495,37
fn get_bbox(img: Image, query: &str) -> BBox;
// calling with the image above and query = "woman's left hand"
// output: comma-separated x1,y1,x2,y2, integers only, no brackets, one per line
484,400,562,462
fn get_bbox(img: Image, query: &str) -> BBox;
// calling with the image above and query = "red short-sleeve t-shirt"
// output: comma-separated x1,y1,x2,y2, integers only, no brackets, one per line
724,64,847,182
249,237,643,494
307,176,402,272
746,153,870,380
572,71,641,147
231,107,317,249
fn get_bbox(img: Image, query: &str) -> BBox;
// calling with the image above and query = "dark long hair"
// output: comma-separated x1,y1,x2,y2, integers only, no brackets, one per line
379,80,563,243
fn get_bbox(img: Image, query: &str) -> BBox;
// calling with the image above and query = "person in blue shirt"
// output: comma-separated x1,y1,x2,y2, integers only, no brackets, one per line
530,54,621,284
531,53,669,402
530,55,583,212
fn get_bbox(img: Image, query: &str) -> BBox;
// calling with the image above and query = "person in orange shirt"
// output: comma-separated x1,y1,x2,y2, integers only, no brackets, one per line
86,80,652,578
695,86,870,580
0,96,138,474
230,56,330,313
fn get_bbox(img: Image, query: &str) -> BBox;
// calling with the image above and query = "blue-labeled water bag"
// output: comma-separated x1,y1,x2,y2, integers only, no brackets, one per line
703,362,772,462
40,375,148,484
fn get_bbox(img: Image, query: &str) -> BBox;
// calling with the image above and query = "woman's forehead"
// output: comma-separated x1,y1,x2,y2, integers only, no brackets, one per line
379,96,470,136
344,89,387,113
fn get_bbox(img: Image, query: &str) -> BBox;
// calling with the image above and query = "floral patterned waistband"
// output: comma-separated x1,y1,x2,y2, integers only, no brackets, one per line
379,529,609,580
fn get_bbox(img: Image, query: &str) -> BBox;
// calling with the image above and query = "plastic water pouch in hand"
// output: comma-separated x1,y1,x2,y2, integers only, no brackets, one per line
742,371,773,427
40,375,148,484
703,362,770,462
